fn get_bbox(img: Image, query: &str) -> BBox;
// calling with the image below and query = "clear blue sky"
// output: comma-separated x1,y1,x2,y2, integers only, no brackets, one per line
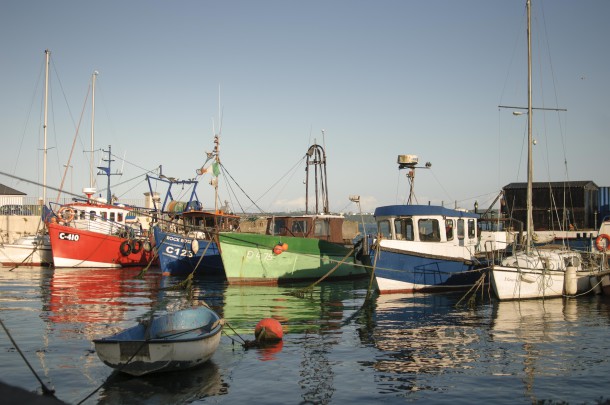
1,0,608,213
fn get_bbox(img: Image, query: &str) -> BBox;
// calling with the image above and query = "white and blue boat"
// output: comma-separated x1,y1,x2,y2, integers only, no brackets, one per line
93,306,223,376
366,155,487,294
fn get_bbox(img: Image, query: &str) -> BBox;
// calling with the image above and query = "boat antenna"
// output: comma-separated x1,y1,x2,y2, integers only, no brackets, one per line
97,145,122,203
397,155,431,205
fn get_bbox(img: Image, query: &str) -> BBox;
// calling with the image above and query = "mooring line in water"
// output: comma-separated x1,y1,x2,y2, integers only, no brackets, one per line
288,248,355,298
0,318,56,396
455,271,489,308
222,319,260,349
135,232,168,279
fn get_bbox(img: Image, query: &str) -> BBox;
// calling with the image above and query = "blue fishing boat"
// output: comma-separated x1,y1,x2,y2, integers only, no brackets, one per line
149,134,240,277
93,306,223,376
366,155,487,294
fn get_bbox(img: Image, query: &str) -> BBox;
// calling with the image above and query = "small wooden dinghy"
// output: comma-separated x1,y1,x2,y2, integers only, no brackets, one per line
93,306,223,376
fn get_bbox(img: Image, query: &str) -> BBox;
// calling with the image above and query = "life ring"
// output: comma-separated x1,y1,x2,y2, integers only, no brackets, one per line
131,239,142,254
595,234,610,252
57,206,75,223
119,240,132,256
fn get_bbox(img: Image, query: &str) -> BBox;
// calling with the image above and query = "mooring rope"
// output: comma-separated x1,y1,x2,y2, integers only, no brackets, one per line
0,318,55,396
288,248,355,298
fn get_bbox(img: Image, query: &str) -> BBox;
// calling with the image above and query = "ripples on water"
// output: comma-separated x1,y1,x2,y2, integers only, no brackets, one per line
1,267,610,404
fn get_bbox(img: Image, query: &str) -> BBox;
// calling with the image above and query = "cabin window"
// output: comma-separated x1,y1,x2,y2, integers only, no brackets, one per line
272,218,286,235
418,219,440,242
314,219,330,237
79,210,85,220
109,212,116,222
89,211,96,220
468,219,476,239
445,219,454,241
101,212,107,221
377,220,391,239
394,218,413,241
291,220,308,234
457,219,465,239
117,213,123,222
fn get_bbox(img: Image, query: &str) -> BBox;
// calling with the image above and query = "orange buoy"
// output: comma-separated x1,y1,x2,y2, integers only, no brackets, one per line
255,318,283,342
281,242,288,251
273,244,284,255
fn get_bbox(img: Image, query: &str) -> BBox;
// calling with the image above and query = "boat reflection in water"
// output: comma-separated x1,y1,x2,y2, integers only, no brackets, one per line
157,276,369,403
45,267,163,340
490,298,583,403
367,293,482,376
97,360,226,404
491,298,578,343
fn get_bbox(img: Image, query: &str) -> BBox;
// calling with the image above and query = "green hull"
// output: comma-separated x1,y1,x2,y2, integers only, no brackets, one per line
218,232,367,284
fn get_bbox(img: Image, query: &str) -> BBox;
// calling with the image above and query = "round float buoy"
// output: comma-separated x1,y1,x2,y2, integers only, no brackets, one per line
255,318,283,342
191,239,200,254
281,242,288,251
273,244,284,255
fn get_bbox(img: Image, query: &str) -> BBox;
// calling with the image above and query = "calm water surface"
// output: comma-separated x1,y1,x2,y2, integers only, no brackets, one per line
1,266,610,404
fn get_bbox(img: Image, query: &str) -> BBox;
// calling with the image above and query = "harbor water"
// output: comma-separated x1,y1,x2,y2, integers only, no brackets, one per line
1,266,610,404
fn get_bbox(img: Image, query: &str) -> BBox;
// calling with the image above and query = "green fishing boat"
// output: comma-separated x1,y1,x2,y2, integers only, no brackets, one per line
218,214,367,285
218,142,368,285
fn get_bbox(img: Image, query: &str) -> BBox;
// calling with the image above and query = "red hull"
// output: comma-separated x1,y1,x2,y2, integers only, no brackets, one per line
47,222,155,268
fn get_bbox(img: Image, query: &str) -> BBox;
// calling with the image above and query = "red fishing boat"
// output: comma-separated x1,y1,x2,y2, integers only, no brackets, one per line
47,188,155,268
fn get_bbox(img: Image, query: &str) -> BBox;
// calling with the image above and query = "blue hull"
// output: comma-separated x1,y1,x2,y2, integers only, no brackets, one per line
372,248,484,293
153,227,225,278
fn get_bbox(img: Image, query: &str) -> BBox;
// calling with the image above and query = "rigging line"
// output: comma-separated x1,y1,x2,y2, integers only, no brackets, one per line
427,168,453,203
219,163,267,214
109,152,155,174
268,156,304,210
55,85,91,203
0,171,82,200
259,154,305,204
12,56,44,184
218,166,246,214
498,3,528,108
97,170,157,195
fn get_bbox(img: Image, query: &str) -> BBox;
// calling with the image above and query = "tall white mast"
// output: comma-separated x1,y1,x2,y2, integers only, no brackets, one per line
526,0,533,254
89,71,98,189
42,50,50,205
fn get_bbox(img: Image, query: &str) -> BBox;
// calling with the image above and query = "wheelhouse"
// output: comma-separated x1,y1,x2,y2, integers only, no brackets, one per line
374,205,478,245
266,215,346,244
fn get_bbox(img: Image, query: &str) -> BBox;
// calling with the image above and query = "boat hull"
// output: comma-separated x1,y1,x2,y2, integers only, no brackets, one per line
48,222,154,268
153,227,224,277
218,232,367,285
0,236,53,267
372,246,484,294
490,249,593,300
93,307,223,376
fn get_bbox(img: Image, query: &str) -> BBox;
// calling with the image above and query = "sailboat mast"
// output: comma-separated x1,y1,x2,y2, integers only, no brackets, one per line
90,71,98,189
214,134,219,212
42,50,50,205
526,0,533,253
